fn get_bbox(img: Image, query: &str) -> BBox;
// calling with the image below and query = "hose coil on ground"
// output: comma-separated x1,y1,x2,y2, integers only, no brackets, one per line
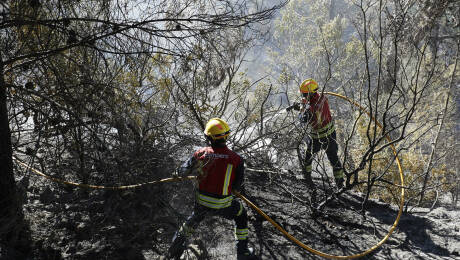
14,92,405,259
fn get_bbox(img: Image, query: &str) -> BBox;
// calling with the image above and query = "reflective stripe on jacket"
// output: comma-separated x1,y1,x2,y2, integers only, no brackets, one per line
177,145,244,209
311,121,336,139
196,192,233,209
193,146,243,196
303,93,335,139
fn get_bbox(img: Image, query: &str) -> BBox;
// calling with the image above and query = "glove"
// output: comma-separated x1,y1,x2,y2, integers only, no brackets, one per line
172,169,180,178
233,184,246,196
286,102,300,112
173,166,190,178
299,110,311,123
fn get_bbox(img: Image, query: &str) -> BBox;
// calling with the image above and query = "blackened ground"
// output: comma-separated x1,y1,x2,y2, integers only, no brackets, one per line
241,170,459,260
3,168,459,260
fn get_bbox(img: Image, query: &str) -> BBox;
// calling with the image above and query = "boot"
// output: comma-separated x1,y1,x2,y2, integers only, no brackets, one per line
335,177,344,189
303,171,315,189
237,240,257,260
167,233,187,260
303,171,317,207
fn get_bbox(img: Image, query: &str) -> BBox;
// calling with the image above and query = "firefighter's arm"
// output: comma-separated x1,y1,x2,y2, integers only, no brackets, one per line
286,102,301,112
299,108,312,123
232,159,245,193
173,156,196,177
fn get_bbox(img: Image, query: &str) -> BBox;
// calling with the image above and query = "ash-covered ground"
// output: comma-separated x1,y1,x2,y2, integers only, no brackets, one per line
4,167,459,260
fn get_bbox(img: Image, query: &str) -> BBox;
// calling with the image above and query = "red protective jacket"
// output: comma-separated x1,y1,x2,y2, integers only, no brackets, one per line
180,145,244,197
300,93,336,139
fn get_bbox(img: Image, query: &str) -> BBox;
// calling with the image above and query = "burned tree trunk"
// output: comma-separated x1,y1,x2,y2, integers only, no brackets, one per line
0,60,29,258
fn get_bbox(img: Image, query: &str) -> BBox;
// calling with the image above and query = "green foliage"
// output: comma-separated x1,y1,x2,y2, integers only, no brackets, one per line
269,0,353,88
270,0,459,208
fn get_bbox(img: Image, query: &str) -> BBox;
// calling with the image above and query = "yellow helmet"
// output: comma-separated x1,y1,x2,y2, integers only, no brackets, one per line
299,78,318,93
204,118,230,140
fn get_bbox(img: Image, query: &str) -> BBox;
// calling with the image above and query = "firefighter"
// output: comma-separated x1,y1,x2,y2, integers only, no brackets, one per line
166,118,256,260
286,78,345,189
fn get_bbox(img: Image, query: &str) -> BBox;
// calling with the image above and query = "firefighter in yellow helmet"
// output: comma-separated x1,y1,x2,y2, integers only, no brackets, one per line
287,79,345,189
166,118,257,260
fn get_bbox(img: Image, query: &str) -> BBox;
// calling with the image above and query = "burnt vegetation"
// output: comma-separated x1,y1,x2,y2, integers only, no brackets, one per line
1,0,458,259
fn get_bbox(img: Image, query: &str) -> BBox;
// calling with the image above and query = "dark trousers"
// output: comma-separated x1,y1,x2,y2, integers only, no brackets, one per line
168,198,248,258
304,131,344,179
181,198,248,236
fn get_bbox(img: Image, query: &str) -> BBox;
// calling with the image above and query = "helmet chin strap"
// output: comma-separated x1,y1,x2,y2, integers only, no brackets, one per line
205,135,213,143
205,135,226,147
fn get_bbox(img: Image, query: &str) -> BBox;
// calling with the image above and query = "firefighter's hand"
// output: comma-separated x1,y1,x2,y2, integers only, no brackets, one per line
233,186,246,196
172,169,180,178
286,102,300,112
299,110,312,123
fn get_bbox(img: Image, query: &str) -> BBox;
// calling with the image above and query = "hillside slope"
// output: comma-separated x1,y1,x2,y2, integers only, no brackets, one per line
3,168,459,260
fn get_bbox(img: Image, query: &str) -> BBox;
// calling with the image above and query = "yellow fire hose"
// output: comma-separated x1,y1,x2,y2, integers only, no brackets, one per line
14,158,197,189
13,92,404,259
236,92,405,259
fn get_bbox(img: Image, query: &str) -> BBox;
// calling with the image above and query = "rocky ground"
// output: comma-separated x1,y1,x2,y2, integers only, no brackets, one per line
4,165,460,260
